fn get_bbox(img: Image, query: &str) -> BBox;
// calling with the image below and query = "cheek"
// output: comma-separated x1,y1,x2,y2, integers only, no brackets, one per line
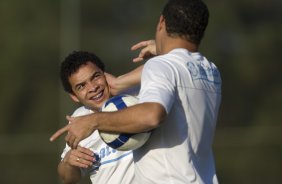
97,77,108,86
75,90,87,99
100,79,110,95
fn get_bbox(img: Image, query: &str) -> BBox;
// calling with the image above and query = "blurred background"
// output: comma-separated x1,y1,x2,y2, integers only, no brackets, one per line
0,0,281,183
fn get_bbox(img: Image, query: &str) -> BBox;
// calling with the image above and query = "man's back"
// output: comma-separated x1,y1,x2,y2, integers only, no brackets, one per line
134,48,221,184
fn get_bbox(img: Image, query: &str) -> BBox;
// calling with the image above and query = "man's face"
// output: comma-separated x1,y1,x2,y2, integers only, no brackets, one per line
68,61,110,111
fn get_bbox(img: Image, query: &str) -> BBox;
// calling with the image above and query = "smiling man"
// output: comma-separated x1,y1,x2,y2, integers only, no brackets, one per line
57,51,135,184
64,53,110,109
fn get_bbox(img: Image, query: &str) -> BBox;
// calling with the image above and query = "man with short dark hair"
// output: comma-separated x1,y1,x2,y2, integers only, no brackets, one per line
57,51,135,184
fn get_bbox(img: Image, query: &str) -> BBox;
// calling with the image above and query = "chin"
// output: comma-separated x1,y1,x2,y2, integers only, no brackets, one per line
94,100,107,110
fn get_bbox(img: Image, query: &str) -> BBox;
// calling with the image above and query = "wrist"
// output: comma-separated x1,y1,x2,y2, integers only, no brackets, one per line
89,113,99,131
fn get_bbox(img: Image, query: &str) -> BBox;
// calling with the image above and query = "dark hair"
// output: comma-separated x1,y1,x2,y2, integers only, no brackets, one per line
60,51,105,93
162,0,209,44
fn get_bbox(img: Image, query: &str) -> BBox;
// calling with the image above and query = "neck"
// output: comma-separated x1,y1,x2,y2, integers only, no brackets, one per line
160,37,199,55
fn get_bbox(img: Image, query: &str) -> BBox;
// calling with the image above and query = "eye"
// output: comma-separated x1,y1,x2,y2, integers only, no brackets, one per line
92,73,102,80
76,84,85,91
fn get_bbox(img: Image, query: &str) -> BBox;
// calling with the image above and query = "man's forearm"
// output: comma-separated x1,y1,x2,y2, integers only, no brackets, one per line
95,102,166,133
115,65,143,93
58,161,82,184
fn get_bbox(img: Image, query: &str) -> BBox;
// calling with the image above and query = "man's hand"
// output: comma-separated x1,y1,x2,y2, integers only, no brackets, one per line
104,72,121,96
50,115,97,149
62,146,96,169
131,40,157,62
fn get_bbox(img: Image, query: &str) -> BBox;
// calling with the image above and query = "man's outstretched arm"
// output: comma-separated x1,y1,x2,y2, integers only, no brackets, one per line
50,102,166,149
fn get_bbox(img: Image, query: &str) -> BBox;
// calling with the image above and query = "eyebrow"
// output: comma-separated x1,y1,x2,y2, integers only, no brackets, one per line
74,71,102,90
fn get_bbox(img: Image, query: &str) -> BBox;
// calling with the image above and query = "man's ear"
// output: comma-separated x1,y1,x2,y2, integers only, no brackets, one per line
69,93,80,103
157,15,166,31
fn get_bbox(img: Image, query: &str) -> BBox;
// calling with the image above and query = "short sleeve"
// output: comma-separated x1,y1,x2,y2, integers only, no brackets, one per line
138,57,176,114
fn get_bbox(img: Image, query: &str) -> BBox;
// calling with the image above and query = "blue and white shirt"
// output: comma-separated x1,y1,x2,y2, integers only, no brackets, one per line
61,106,134,184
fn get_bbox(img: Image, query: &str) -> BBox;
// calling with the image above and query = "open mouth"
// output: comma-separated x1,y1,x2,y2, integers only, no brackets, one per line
90,90,105,102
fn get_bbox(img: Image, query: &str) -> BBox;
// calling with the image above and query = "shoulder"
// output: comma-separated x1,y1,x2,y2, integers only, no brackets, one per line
144,55,170,72
145,49,184,67
144,53,176,77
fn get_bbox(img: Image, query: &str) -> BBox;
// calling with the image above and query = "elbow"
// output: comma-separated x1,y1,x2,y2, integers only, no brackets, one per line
57,162,80,184
146,113,163,129
142,103,166,131
145,118,161,131
57,163,69,184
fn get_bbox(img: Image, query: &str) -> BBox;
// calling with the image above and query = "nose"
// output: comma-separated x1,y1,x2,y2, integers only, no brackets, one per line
88,81,99,93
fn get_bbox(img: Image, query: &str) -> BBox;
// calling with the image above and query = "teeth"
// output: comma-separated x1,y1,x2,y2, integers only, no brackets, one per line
92,92,103,100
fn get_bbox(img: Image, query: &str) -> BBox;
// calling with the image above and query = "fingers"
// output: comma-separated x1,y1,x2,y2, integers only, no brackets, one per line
104,72,115,79
131,40,152,51
77,146,94,156
132,47,149,62
49,125,69,142
75,147,96,168
104,72,117,89
132,57,145,63
64,131,80,149
65,133,76,148
131,40,156,62
72,138,80,150
64,115,77,148
132,47,153,62
66,147,96,168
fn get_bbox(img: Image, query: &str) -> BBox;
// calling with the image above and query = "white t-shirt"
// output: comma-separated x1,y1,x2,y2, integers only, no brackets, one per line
134,48,222,184
61,106,134,184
